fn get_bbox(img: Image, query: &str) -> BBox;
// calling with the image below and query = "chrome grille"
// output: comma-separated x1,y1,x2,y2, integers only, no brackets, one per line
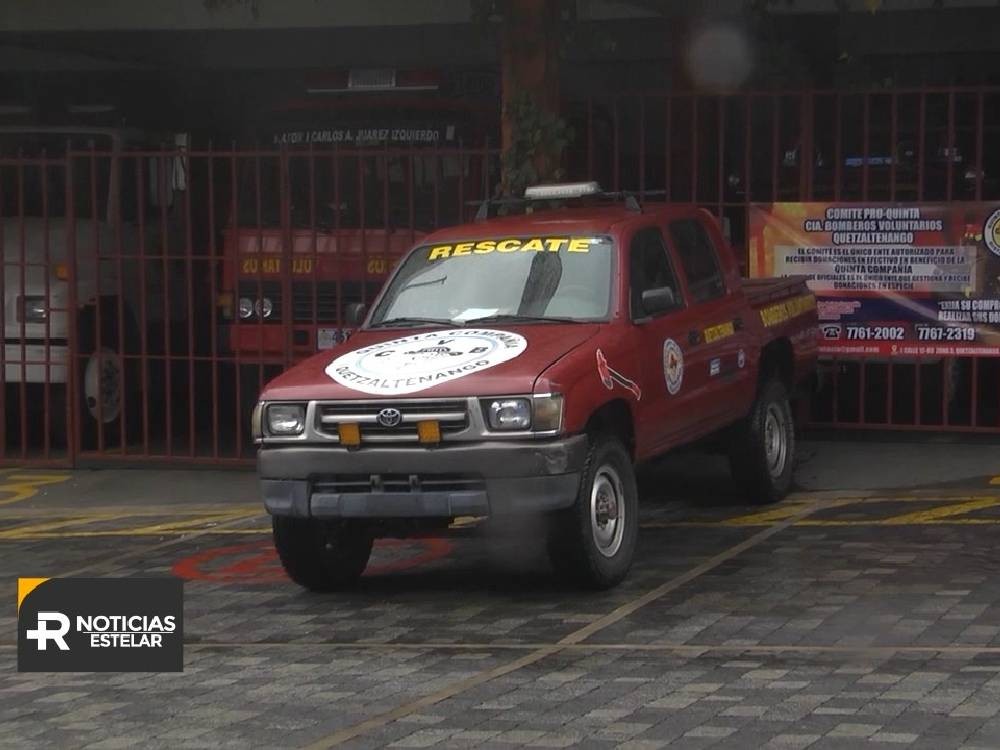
314,399,469,443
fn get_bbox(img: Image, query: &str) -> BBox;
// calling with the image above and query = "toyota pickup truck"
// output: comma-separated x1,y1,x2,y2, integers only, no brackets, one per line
254,183,818,590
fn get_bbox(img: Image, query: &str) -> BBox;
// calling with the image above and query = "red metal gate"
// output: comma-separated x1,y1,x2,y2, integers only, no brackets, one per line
570,87,1000,432
0,135,499,465
2,87,999,467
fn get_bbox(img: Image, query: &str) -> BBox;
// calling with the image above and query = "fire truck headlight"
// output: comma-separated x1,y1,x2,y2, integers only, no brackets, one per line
257,297,274,319
238,297,254,319
21,296,48,323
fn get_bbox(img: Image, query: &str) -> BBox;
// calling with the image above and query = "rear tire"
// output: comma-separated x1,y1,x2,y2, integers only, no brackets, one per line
272,517,374,592
547,434,638,590
729,379,795,504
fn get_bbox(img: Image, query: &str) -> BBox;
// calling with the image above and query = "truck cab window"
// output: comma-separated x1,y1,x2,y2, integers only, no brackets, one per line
629,227,682,319
670,218,726,303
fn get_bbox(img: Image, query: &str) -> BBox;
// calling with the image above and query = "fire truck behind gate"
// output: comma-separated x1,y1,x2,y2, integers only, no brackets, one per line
214,68,499,430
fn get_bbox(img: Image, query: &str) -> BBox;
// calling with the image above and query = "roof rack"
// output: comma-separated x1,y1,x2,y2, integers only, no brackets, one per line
469,183,666,221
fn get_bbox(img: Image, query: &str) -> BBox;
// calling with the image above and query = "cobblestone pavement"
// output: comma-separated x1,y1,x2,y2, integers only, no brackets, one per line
2,445,1000,749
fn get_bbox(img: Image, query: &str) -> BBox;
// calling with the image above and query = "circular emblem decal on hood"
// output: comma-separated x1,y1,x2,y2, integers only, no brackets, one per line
326,329,528,395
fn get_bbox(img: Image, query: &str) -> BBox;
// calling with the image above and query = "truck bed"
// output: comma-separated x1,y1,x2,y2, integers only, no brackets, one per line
743,276,812,308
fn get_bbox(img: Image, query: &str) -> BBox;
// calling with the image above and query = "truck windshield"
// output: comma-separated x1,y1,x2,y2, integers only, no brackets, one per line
369,236,614,325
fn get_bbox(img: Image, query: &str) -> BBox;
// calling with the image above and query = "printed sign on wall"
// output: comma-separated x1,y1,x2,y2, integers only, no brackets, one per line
749,202,1000,357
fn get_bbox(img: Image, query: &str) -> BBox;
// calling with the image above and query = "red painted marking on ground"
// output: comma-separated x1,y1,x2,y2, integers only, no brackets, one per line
171,537,453,583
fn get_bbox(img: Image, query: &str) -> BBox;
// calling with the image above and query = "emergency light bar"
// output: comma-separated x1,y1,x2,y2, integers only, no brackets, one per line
524,182,602,200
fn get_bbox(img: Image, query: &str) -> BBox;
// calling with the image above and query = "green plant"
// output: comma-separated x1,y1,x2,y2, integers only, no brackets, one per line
500,90,573,197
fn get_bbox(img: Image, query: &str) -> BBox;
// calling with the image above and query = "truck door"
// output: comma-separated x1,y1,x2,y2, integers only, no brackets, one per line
626,225,704,454
668,215,754,431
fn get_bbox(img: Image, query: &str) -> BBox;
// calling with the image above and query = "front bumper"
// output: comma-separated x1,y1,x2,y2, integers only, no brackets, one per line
258,435,588,519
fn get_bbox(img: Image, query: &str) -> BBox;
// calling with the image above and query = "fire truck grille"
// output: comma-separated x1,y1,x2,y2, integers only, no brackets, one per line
314,400,469,443
291,281,339,323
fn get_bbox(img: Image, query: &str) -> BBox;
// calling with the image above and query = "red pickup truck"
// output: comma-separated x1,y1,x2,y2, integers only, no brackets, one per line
254,184,818,590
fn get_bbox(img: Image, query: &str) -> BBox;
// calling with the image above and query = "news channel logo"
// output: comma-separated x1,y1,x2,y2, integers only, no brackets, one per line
17,578,183,672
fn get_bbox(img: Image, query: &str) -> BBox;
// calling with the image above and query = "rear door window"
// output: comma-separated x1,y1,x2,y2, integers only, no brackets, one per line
670,218,726,303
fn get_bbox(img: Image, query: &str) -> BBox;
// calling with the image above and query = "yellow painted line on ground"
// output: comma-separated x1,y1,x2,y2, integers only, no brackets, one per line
0,513,130,539
119,510,261,536
881,497,1000,525
52,512,270,579
643,494,1000,529
0,509,262,540
1,527,272,539
303,495,855,749
0,472,71,506
646,517,1000,528
0,504,260,519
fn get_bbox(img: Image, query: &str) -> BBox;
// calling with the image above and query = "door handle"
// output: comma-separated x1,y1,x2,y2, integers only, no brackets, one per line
688,330,701,345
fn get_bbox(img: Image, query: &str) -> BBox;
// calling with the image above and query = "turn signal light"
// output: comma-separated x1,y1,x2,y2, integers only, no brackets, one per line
54,263,69,280
338,423,361,447
417,420,441,444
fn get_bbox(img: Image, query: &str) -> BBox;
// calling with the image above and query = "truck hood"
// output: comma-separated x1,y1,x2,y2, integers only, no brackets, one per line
261,323,602,401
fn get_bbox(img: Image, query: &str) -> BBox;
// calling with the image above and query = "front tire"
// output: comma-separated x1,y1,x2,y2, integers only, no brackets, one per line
547,434,638,589
272,517,374,592
729,379,795,504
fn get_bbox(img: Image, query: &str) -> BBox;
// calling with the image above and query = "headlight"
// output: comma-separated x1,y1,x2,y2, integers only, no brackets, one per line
267,404,305,435
20,296,47,323
486,398,531,430
238,297,254,320
532,394,564,432
257,297,274,319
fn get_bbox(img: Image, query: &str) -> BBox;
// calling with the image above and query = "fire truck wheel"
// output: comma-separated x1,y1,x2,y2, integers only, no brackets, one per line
729,378,795,505
547,434,638,590
272,517,374,592
75,302,140,448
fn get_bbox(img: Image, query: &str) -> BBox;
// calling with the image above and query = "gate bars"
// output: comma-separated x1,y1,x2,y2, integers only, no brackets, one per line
2,86,999,466
568,87,1000,432
0,142,498,464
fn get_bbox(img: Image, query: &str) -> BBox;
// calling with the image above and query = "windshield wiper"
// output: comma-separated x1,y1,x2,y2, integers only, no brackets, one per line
369,317,462,329
463,314,584,325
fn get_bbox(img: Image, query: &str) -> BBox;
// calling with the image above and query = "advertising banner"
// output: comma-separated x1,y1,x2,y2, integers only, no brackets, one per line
748,202,1000,357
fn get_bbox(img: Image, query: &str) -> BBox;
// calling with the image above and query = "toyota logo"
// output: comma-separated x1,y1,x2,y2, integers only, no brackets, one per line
376,407,403,428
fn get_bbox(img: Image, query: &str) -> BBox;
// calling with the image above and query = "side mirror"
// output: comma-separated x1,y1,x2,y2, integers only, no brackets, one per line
345,303,368,326
641,286,678,316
